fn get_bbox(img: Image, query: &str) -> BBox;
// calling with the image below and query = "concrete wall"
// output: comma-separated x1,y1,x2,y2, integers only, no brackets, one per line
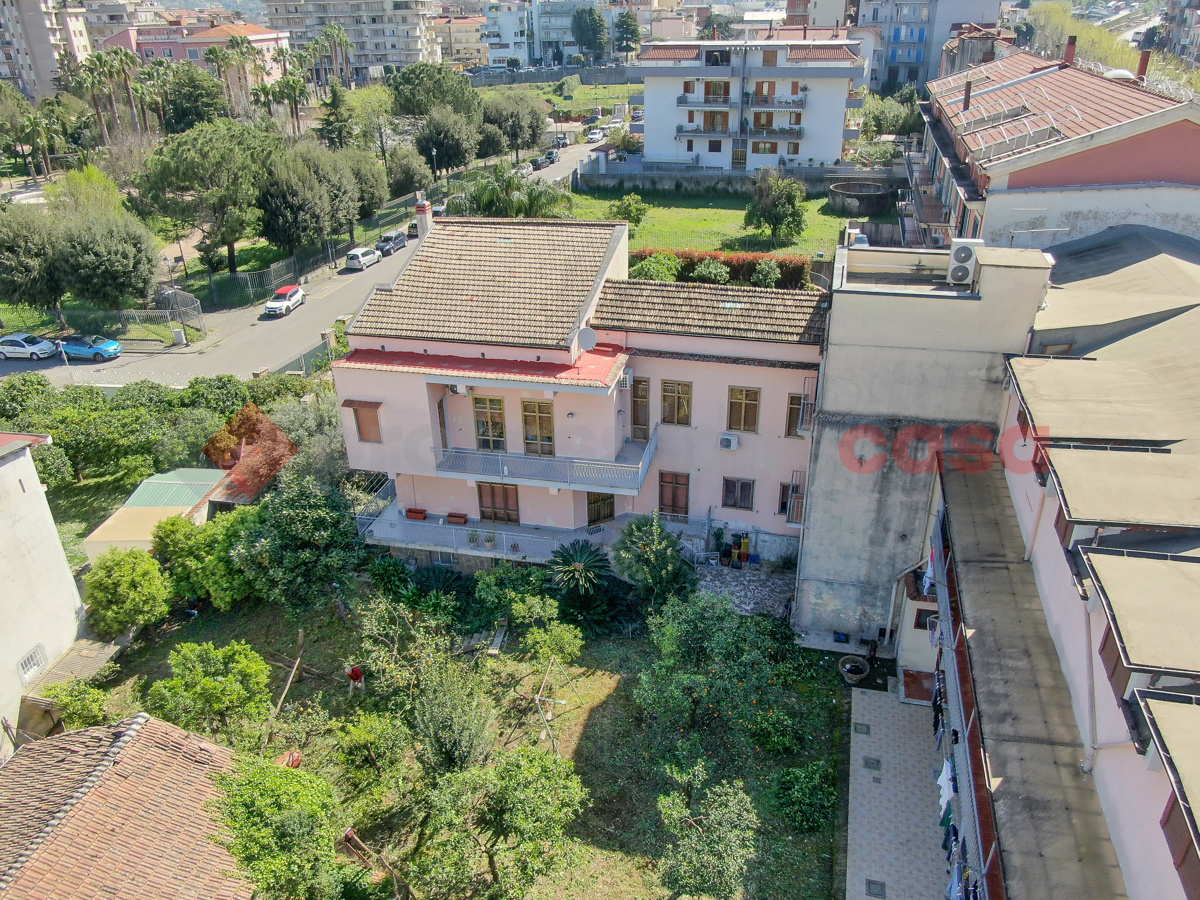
577,167,903,197
794,248,1052,638
0,444,83,762
982,183,1200,248
469,65,642,87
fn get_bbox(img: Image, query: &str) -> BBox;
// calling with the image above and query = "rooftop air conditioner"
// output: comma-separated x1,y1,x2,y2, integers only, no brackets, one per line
930,232,946,248
719,432,740,451
946,238,984,285
619,369,634,390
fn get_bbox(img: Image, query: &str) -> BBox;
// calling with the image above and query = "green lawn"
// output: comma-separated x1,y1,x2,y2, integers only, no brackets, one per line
480,82,641,117
46,474,132,570
569,190,855,259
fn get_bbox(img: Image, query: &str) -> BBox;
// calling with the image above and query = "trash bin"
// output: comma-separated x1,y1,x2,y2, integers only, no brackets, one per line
172,328,186,346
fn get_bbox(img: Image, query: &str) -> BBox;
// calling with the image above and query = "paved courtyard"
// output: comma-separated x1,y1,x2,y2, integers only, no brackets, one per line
845,687,947,900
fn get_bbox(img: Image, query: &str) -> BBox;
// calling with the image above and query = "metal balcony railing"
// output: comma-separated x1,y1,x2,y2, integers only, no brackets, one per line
676,124,733,139
362,512,622,562
677,93,733,107
745,125,804,138
432,425,658,494
744,94,806,109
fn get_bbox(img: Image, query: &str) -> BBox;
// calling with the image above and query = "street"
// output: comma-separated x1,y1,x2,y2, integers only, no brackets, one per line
3,241,420,388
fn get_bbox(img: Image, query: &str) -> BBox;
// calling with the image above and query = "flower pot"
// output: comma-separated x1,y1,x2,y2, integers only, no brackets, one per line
447,512,468,526
483,534,497,548
467,531,480,546
510,542,520,553
406,508,427,520
839,655,871,686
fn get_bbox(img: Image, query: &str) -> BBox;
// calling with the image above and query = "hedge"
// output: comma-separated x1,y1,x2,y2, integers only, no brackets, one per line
630,248,812,289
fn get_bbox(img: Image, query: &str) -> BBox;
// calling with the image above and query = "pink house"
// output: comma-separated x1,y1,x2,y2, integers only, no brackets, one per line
336,211,823,568
104,20,288,81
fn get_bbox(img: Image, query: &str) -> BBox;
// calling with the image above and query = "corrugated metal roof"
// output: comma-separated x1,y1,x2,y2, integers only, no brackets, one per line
124,468,224,508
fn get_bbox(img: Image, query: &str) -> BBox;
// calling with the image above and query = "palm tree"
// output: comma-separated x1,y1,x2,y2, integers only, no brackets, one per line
77,62,110,144
250,83,274,117
447,162,573,218
138,59,172,128
320,24,350,90
107,46,141,134
550,540,611,597
96,50,123,133
272,45,291,77
273,74,308,135
21,111,52,180
203,45,234,110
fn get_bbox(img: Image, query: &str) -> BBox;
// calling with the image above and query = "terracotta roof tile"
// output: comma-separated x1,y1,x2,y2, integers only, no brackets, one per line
592,279,827,345
638,44,700,60
0,716,251,900
185,22,281,39
787,44,860,60
350,219,622,349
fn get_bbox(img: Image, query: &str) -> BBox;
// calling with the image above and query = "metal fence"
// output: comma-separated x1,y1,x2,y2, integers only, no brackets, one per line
273,338,344,377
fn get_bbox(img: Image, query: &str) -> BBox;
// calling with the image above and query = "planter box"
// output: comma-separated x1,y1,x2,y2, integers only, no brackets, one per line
447,512,468,526
406,508,427,520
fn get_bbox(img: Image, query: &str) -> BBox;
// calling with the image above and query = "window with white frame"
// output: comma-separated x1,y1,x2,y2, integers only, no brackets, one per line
18,644,48,685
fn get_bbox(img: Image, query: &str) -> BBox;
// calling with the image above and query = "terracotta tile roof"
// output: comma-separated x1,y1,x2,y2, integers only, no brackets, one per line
592,280,827,345
350,219,622,349
638,43,700,60
928,51,1179,165
334,343,630,388
0,715,251,900
184,22,282,40
0,432,50,460
787,44,860,61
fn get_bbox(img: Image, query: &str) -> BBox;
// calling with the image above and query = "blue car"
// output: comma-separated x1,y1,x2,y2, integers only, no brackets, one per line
59,334,122,361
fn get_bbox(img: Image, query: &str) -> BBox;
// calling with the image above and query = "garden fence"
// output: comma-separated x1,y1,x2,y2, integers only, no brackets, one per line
273,338,341,378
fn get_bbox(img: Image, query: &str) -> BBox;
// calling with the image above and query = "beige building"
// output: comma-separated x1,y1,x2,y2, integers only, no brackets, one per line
432,14,485,65
0,0,91,99
267,0,440,82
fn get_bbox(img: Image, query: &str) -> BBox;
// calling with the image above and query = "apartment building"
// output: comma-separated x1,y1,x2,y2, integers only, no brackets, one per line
898,224,1200,900
1164,0,1200,64
102,21,290,76
432,14,486,65
853,0,999,87
636,37,867,170
266,0,439,81
0,0,90,99
531,0,589,63
83,0,169,44
483,1,530,66
341,209,823,570
905,46,1200,249
937,22,1015,77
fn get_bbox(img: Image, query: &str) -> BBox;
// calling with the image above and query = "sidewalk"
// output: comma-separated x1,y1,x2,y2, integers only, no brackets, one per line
845,686,948,900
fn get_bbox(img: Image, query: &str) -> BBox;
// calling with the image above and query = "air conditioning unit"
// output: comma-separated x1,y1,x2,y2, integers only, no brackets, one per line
930,232,946,248
447,384,471,396
718,432,740,451
946,238,984,285
618,369,634,390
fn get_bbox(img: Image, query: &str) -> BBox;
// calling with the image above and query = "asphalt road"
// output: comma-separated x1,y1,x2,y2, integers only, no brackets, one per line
2,241,419,388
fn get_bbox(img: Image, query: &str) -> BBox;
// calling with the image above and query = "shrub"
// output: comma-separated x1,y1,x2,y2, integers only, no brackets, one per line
117,453,156,485
554,75,582,97
630,247,811,288
32,443,73,488
751,257,781,288
41,678,112,730
629,251,683,282
607,192,649,230
692,257,730,284
777,762,837,833
84,548,171,638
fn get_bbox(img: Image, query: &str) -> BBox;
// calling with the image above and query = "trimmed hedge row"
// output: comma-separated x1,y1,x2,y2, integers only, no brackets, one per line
630,248,812,289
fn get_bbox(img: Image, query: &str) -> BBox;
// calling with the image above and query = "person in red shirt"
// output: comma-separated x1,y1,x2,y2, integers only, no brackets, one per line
345,665,365,693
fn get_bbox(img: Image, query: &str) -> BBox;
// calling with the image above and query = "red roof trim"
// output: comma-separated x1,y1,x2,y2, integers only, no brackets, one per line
334,345,628,388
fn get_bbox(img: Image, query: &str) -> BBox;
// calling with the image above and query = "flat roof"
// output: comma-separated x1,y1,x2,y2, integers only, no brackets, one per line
1084,550,1200,674
1143,696,1200,840
84,506,191,544
1047,447,1200,527
0,432,50,461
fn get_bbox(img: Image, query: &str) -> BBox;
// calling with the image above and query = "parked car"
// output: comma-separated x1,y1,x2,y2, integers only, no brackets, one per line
375,230,408,255
631,109,644,121
407,222,419,239
346,247,382,270
432,204,447,217
587,129,604,142
554,133,570,148
264,285,307,316
58,333,122,361
546,148,560,163
531,156,547,171
609,118,624,129
517,161,534,177
0,333,56,360
582,115,600,126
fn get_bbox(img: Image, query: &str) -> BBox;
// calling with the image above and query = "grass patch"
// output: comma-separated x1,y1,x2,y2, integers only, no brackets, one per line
568,189,880,259
480,82,641,117
46,473,132,570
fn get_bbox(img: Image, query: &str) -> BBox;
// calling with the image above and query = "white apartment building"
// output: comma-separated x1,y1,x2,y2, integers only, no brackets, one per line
83,0,169,44
267,0,440,81
637,37,867,170
484,1,530,66
855,0,999,87
532,0,591,63
0,0,91,98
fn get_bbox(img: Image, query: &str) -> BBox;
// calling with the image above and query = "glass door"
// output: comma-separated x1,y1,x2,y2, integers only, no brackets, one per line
478,482,519,525
631,377,650,441
522,400,554,456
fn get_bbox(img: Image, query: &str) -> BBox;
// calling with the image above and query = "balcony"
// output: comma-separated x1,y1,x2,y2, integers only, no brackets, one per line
677,93,733,108
676,124,732,139
744,94,806,109
432,425,658,495
745,125,804,139
843,126,861,140
846,95,865,109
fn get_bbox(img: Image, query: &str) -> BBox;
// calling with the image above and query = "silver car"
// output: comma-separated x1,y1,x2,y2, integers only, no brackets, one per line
346,247,382,270
0,333,57,360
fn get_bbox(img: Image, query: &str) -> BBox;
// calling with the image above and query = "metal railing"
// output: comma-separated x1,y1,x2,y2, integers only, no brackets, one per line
677,93,733,107
675,124,733,138
432,426,658,493
744,94,806,109
745,126,804,139
362,514,622,562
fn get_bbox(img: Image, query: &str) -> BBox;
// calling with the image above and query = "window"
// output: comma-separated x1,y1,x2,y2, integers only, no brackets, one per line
473,397,506,452
723,477,754,510
631,377,650,441
707,139,722,153
683,79,695,93
144,48,154,56
686,139,694,152
687,109,695,123
431,550,456,566
342,400,382,442
786,393,815,436
1054,507,1073,548
18,644,47,685
762,49,777,66
914,607,937,630
660,471,689,516
587,491,614,525
752,110,773,128
791,80,800,94
522,399,554,456
727,387,760,431
1042,342,1074,356
789,111,803,126
751,141,778,155
661,380,692,426
778,482,804,522
1161,791,1200,897
478,482,519,524
787,141,800,155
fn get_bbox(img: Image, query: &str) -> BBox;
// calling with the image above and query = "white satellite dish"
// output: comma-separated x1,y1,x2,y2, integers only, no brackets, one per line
577,326,598,351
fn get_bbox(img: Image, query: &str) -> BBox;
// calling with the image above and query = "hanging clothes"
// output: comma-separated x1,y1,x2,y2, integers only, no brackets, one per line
937,757,956,810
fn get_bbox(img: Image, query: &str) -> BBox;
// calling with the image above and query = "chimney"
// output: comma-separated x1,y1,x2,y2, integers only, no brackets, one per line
833,17,840,37
962,79,972,112
1063,35,1076,66
415,197,433,240
1137,48,1151,79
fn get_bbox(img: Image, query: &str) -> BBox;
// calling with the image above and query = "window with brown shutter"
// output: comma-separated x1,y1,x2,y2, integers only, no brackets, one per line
791,80,800,95
1054,506,1073,547
683,80,695,93
1098,625,1132,700
762,50,777,66
722,477,754,510
1161,792,1200,900
659,471,689,516
478,482,519,524
342,400,383,443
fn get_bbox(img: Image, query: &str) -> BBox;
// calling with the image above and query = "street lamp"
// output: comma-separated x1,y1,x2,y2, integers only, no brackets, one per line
432,146,438,182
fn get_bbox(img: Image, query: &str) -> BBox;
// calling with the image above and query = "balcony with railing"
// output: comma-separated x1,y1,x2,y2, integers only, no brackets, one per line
677,93,733,108
432,425,658,495
745,125,804,139
744,93,806,109
676,124,732,139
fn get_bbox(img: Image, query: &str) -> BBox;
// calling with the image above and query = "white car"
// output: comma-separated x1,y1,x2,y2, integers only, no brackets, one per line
586,129,604,142
0,333,56,360
264,285,306,316
609,119,624,129
517,162,534,177
346,247,382,270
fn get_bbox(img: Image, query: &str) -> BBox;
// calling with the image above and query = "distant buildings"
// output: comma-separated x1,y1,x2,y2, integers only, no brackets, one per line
636,35,868,170
1164,0,1200,64
101,21,289,81
484,1,531,66
0,0,91,99
852,0,1000,88
432,14,486,65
